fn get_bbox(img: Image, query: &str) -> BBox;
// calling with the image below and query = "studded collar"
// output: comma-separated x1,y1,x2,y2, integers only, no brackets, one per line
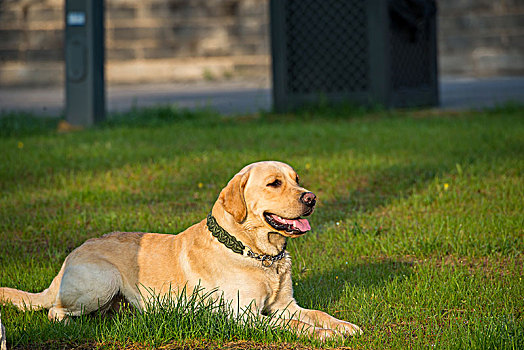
206,213,287,267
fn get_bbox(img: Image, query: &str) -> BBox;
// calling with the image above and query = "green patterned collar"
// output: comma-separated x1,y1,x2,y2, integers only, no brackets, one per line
206,213,287,267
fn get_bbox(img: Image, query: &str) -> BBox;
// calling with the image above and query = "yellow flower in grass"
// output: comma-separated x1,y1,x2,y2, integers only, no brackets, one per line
444,183,449,191
198,182,204,189
18,142,24,149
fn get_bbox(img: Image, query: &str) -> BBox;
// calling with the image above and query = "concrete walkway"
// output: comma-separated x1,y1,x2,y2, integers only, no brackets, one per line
1,76,523,117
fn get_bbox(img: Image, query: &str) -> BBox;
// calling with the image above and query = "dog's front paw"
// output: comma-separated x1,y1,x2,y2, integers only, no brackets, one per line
333,320,363,336
314,328,337,341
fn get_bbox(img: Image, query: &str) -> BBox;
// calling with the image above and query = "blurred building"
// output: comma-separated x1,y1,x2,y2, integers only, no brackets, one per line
0,0,522,87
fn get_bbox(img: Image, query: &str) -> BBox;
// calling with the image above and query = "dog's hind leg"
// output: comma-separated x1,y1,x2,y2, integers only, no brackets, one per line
48,260,123,322
0,264,65,311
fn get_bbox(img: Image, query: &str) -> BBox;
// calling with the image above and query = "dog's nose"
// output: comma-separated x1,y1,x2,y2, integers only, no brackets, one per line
300,192,317,207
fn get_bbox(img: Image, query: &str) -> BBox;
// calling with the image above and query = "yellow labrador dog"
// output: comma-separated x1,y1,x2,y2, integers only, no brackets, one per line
1,161,361,339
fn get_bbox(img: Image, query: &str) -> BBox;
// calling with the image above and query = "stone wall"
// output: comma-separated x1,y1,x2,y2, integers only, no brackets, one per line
0,0,522,87
0,0,270,86
438,0,524,76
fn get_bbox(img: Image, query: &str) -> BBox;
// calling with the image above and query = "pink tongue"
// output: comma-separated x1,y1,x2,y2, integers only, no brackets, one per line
270,214,312,232
284,217,311,232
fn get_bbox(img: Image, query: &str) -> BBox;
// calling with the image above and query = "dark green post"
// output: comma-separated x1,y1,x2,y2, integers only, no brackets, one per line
65,0,105,126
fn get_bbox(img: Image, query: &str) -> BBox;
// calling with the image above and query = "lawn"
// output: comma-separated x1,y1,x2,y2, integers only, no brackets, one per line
1,104,523,349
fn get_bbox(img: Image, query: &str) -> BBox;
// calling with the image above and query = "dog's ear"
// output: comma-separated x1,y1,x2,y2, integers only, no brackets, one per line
219,171,249,223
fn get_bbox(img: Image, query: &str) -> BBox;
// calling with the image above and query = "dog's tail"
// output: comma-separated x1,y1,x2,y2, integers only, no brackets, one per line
0,266,64,311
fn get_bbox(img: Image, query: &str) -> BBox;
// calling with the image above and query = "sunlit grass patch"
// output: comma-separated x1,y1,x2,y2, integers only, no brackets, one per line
1,103,523,349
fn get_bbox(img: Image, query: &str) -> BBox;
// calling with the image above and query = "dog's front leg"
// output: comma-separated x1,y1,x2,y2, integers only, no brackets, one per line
233,300,335,340
271,285,362,337
268,314,338,340
273,301,362,337
285,303,362,336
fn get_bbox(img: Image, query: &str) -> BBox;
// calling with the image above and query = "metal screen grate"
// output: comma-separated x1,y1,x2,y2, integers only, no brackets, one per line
284,0,368,94
390,4,434,90
271,0,438,110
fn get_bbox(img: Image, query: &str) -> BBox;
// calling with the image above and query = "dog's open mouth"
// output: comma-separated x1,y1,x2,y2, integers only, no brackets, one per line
264,212,311,235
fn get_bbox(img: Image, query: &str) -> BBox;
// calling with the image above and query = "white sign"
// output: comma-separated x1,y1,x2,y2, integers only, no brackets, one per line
67,12,86,26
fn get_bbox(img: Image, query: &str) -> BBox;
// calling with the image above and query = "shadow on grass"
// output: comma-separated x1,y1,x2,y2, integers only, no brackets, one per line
0,112,61,138
296,259,414,309
294,165,432,308
317,162,444,223
0,106,218,138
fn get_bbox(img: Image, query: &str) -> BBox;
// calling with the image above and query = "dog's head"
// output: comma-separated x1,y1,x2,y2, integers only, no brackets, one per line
216,161,316,238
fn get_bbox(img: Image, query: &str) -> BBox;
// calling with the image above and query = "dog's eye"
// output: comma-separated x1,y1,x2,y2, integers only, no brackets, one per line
267,179,282,188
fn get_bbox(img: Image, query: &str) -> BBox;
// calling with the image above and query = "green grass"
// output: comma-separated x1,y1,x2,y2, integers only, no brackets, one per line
1,103,523,349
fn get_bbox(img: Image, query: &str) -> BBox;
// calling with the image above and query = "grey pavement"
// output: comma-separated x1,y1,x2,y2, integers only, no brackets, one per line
1,76,523,117
439,76,524,109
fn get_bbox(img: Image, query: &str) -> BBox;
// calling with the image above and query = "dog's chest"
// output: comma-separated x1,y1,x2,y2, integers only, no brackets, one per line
270,256,292,277
259,257,292,305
